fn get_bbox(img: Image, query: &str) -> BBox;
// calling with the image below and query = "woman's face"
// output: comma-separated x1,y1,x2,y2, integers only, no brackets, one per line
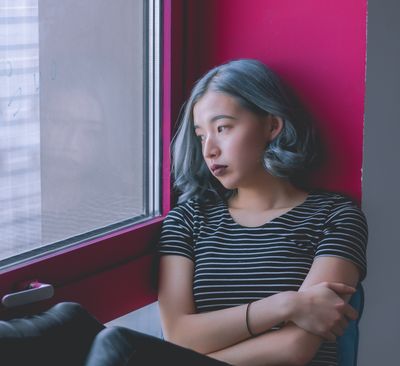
193,91,280,190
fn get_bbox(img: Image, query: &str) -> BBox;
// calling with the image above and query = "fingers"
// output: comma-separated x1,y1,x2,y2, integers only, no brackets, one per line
338,317,349,331
335,300,358,320
328,314,354,340
343,303,358,320
331,324,345,337
336,302,358,326
323,313,349,338
323,319,348,340
332,315,350,337
324,282,356,295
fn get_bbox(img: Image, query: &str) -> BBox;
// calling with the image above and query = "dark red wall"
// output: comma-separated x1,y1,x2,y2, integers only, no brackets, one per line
183,0,367,202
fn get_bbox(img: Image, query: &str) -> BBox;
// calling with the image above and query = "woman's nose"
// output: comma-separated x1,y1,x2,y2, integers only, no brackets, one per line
203,136,220,159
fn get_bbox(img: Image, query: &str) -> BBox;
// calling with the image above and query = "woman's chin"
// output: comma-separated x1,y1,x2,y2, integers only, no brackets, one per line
218,179,238,191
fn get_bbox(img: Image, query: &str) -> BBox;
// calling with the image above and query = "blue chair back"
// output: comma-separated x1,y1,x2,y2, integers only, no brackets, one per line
338,284,364,366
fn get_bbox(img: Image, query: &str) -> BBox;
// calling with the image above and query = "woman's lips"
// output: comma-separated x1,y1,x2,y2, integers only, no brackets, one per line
211,164,228,176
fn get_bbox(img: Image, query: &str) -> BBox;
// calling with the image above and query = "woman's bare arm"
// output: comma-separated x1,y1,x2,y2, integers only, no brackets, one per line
206,256,361,366
158,255,357,357
158,255,293,353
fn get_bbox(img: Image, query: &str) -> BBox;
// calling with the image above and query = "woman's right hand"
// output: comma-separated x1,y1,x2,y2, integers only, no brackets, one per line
289,282,358,341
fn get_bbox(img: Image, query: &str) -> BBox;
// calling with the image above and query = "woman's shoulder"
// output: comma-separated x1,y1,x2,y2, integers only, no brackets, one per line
308,189,366,222
308,189,360,206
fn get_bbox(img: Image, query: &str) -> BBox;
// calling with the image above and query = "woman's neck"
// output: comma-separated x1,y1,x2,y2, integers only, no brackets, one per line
228,175,308,211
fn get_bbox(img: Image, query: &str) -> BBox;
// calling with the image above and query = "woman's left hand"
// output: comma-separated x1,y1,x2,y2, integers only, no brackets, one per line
288,282,358,341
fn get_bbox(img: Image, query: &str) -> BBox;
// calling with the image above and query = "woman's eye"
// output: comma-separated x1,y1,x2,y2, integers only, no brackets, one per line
217,125,229,133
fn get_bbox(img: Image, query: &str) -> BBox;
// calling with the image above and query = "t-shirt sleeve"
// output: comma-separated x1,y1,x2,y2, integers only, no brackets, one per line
315,199,368,281
158,203,195,262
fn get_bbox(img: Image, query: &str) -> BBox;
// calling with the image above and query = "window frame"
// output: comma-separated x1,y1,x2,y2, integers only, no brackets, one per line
0,0,181,323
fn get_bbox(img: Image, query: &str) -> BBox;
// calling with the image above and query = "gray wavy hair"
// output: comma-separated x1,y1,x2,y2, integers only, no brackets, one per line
172,59,319,203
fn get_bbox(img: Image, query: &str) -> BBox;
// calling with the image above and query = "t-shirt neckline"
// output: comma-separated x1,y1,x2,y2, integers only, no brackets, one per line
224,190,314,228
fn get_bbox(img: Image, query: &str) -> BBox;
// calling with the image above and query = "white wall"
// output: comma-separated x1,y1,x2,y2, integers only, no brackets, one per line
359,0,400,364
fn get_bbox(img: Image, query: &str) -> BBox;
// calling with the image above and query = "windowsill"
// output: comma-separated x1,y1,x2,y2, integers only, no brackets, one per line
106,301,163,339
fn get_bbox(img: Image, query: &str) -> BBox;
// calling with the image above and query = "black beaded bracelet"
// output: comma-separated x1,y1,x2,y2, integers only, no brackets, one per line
245,301,257,337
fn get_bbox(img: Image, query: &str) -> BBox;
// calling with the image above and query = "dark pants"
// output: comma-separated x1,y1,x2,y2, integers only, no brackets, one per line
0,302,231,366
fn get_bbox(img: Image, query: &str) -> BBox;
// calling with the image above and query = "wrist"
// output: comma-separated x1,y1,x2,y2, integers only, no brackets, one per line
245,291,301,336
281,291,300,322
260,291,299,324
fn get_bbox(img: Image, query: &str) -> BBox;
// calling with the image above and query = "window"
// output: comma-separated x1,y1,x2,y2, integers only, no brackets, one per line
0,0,161,268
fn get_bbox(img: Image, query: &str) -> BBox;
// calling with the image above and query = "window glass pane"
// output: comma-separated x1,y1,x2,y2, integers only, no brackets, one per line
0,0,156,264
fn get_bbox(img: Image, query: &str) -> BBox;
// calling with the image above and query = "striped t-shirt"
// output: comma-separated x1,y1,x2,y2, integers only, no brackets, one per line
158,190,368,365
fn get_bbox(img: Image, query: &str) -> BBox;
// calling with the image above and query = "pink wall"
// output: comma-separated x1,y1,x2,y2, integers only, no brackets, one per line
185,0,367,203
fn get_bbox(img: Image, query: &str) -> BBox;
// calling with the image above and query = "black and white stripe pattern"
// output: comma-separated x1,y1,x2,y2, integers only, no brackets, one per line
158,190,367,365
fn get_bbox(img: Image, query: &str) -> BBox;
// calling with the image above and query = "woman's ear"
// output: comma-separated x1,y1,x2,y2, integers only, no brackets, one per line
265,115,284,142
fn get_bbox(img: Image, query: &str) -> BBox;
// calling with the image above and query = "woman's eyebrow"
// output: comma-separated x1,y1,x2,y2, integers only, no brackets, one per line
194,114,237,129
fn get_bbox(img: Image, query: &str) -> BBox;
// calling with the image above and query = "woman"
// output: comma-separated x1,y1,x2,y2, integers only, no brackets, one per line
158,59,367,366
